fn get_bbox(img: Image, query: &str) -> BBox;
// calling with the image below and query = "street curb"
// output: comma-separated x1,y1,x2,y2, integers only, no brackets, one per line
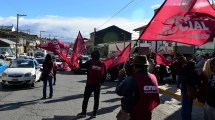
158,87,204,107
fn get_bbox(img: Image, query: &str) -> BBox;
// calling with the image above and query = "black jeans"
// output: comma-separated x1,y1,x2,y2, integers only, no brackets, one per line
82,84,101,114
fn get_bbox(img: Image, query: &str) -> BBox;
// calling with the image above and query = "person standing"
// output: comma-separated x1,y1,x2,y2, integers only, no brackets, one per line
175,55,187,88
41,54,53,99
116,55,160,120
77,50,106,118
180,60,200,120
204,58,215,120
52,57,58,85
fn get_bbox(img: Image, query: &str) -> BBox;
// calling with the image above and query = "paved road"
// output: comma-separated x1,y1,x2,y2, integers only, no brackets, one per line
0,71,204,120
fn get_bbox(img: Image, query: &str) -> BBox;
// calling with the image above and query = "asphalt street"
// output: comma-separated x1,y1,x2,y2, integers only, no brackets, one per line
0,71,204,120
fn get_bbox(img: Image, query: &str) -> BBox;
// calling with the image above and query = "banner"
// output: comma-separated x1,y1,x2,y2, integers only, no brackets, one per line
155,52,173,66
36,40,69,62
103,43,131,70
69,31,87,70
139,0,215,46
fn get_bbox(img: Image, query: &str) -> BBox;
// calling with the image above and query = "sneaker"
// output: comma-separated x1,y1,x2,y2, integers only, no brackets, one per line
77,112,86,117
41,97,46,100
47,96,52,99
92,112,97,118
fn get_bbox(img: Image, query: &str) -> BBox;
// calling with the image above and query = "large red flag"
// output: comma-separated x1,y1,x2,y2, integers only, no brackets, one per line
69,31,87,70
36,40,69,62
103,43,131,70
155,52,173,66
139,0,215,46
57,40,70,59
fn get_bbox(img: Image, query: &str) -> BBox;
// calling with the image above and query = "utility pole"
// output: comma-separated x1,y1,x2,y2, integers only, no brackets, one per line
93,28,96,51
16,14,27,58
122,33,125,49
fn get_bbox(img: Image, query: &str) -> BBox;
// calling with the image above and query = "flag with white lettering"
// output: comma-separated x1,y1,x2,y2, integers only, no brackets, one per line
139,0,215,46
69,31,87,70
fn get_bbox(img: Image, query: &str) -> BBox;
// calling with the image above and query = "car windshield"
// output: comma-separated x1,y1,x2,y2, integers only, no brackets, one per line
82,56,90,61
56,58,61,62
36,59,45,64
9,60,34,68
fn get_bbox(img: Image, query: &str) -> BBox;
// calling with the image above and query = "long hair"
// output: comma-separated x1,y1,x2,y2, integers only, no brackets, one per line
202,58,213,78
45,54,53,69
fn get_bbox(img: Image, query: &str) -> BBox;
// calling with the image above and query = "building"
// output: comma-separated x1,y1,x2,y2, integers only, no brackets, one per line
86,25,132,57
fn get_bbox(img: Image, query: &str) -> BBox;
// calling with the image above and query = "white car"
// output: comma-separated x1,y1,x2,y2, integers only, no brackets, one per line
6,55,16,61
19,53,27,58
1,58,42,88
55,58,62,70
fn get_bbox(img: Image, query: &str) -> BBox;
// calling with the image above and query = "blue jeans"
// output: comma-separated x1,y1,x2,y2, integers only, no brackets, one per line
176,75,181,88
181,91,193,120
43,76,53,98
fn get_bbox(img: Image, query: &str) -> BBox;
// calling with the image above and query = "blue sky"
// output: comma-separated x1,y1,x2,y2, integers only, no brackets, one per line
0,0,163,42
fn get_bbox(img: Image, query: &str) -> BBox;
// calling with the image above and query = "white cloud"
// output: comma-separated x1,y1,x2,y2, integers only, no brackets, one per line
151,4,161,9
0,16,150,43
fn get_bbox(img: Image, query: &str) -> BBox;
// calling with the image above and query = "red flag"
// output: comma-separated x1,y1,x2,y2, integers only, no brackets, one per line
37,40,69,62
155,52,173,66
103,43,131,70
69,31,87,70
57,40,70,59
139,0,215,46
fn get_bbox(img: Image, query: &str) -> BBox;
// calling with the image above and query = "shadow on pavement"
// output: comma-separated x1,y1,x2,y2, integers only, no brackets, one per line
0,99,41,111
42,116,81,120
44,94,84,104
97,104,120,116
42,104,120,120
164,109,181,120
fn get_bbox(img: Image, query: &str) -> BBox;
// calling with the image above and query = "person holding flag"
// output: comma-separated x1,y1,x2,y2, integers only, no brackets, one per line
77,50,106,118
116,55,160,120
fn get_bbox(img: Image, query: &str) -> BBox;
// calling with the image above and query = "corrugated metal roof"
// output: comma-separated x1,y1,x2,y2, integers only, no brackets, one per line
0,38,16,44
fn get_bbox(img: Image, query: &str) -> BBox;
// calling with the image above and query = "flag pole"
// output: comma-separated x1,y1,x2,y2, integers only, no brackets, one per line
122,40,138,77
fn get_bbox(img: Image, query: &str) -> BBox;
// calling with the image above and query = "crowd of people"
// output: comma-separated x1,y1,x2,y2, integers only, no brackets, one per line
146,53,215,120
39,51,215,120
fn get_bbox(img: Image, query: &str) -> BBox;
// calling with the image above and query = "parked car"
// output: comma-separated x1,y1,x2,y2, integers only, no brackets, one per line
75,55,91,73
0,59,7,77
1,51,9,57
35,57,45,67
19,53,27,58
6,55,16,61
55,58,62,70
1,58,41,88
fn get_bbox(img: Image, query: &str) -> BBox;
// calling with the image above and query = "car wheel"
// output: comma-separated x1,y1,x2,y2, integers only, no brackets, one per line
1,83,7,88
31,82,35,87
106,72,112,81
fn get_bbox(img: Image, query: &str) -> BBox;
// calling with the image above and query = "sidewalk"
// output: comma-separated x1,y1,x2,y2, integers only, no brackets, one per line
158,77,204,107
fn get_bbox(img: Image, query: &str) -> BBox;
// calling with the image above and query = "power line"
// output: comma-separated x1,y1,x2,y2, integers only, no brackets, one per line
97,0,135,30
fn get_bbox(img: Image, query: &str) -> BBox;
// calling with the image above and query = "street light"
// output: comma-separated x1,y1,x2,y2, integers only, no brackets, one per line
16,14,27,58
